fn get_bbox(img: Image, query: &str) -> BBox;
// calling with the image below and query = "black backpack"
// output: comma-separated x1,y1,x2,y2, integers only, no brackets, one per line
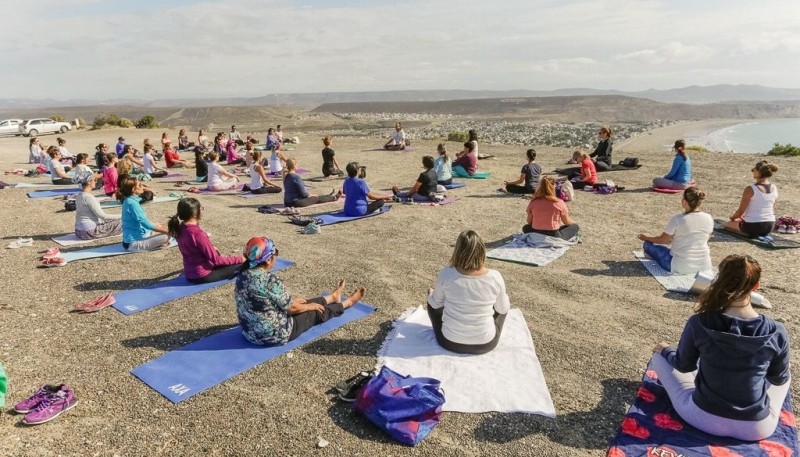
620,157,639,168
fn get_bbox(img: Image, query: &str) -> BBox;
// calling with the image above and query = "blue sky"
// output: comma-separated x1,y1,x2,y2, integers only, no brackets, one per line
3,0,799,100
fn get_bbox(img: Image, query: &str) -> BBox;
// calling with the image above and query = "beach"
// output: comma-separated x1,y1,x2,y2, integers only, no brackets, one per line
0,122,798,456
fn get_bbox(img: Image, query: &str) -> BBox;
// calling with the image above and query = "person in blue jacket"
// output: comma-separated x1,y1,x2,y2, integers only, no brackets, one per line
117,176,170,251
651,254,790,441
653,139,693,190
342,162,392,217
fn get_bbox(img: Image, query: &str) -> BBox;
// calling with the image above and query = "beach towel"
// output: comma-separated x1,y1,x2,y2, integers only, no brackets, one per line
713,220,800,249
100,196,181,208
27,188,82,198
607,360,799,457
112,258,294,315
487,232,579,267
52,233,121,247
633,251,709,293
58,239,178,264
131,301,377,403
555,164,642,175
14,182,51,188
452,168,491,179
377,306,555,415
316,205,391,225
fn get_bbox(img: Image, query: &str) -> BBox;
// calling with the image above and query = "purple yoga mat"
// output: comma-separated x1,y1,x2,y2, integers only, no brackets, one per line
198,183,245,194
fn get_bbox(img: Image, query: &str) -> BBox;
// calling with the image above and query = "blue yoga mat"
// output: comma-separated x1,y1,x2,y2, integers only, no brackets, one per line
112,258,295,315
27,188,81,198
316,205,391,225
60,239,178,263
131,301,377,403
443,182,466,189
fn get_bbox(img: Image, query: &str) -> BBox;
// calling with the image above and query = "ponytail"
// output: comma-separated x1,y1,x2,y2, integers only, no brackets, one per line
168,198,202,239
168,214,182,239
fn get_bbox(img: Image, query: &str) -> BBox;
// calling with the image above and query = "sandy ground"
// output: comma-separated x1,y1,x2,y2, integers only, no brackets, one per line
0,124,798,457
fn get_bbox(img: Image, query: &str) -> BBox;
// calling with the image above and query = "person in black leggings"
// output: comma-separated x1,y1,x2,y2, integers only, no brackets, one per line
283,158,341,207
590,126,613,171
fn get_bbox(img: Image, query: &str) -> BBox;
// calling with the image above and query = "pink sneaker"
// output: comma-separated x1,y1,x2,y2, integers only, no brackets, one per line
22,386,78,425
41,247,60,260
40,257,66,267
14,384,62,413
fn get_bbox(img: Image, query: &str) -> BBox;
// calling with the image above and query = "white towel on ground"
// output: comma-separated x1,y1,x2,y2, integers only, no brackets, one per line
377,306,556,416
487,232,578,266
633,250,709,293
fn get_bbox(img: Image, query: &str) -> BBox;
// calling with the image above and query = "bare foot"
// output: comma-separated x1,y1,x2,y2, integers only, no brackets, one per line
342,287,366,309
330,279,346,304
335,189,343,199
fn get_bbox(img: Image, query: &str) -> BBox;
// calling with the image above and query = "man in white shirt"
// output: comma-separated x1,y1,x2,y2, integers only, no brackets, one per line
384,122,406,150
229,125,244,146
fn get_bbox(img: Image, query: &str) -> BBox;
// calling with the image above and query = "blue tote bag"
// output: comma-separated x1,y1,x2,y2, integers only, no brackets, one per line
353,366,445,446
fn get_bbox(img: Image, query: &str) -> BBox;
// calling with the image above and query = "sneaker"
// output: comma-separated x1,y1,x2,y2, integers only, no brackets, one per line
778,225,789,234
336,371,374,402
41,247,61,260
41,257,66,267
14,385,62,413
789,226,798,235
22,387,78,425
301,223,321,235
7,237,33,249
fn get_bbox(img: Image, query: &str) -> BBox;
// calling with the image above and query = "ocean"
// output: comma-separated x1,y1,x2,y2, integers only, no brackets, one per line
705,118,800,153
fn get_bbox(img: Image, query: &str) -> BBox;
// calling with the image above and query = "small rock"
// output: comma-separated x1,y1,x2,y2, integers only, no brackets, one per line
316,437,329,448
286,352,293,359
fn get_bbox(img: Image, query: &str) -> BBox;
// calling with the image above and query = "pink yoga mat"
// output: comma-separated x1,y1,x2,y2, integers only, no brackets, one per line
651,187,684,194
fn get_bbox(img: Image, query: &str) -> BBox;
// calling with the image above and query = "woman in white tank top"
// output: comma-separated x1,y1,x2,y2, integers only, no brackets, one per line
243,150,281,194
269,148,287,174
724,161,779,238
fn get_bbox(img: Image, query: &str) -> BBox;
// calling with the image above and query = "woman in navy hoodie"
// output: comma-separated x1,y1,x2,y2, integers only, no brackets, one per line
651,254,790,441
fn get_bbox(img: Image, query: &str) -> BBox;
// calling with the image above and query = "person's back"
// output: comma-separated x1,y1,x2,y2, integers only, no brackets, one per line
430,266,509,345
283,173,306,206
269,151,283,174
668,154,692,183
235,268,292,345
665,211,713,274
581,157,598,184
434,156,452,182
528,198,567,231
103,166,118,195
343,177,369,216
743,183,778,223
248,163,264,190
417,169,438,196
672,312,789,420
74,193,102,230
321,147,336,175
522,162,542,189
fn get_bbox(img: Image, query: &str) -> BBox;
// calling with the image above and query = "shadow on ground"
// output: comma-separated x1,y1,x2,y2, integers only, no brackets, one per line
74,270,182,292
121,324,235,351
572,261,650,278
303,320,393,357
473,378,639,450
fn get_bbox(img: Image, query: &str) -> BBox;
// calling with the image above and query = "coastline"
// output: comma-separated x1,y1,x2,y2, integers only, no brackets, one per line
618,119,747,153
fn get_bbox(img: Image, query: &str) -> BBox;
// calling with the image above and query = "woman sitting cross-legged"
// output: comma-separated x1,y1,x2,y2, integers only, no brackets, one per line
343,162,392,217
427,230,510,355
453,141,478,176
235,236,366,345
569,150,598,189
653,139,693,190
651,254,790,441
723,160,779,239
206,151,240,191
74,173,122,240
637,187,713,274
391,155,439,202
504,148,541,194
523,176,580,240
118,176,170,251
283,158,340,207
46,147,74,185
168,198,244,284
142,144,168,178
242,150,281,194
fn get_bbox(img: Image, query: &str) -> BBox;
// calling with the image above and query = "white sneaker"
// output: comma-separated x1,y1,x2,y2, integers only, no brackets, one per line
778,225,788,234
7,238,33,249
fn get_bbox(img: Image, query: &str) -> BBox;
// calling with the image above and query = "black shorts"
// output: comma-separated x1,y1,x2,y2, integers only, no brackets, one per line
739,221,774,238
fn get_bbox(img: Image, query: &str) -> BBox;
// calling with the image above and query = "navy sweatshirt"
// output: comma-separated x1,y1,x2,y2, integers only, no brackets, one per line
662,312,790,421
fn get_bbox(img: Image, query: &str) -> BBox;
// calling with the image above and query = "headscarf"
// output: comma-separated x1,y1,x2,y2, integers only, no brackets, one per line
243,236,276,268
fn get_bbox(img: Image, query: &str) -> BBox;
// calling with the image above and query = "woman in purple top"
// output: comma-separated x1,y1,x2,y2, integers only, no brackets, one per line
168,198,244,284
342,162,392,217
453,141,478,176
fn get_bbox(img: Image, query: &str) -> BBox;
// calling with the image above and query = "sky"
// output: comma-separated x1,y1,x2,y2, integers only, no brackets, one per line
2,0,799,100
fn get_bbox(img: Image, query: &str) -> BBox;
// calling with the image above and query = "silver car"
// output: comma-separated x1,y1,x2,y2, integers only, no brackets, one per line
18,118,71,137
0,119,23,136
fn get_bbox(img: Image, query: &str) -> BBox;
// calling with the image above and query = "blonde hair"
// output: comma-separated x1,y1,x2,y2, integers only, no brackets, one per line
322,136,332,147
117,158,133,176
208,151,219,162
449,230,486,272
285,158,297,172
533,176,559,202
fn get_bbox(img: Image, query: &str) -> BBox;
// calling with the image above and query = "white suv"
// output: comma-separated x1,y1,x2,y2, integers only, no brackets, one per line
19,118,72,137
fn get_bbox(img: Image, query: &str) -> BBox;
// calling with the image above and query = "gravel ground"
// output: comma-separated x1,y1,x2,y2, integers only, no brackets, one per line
0,125,797,457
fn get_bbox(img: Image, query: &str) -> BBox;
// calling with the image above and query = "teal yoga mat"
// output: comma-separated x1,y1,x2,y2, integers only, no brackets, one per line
59,239,178,263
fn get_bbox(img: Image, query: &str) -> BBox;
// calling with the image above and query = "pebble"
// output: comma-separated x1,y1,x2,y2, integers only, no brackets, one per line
316,437,329,448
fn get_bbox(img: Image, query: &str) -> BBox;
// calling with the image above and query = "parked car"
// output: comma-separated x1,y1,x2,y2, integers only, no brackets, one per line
0,119,23,136
18,118,71,137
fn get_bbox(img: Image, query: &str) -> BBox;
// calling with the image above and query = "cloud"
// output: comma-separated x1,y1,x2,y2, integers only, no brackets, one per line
613,42,714,65
736,31,800,55
531,58,599,73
